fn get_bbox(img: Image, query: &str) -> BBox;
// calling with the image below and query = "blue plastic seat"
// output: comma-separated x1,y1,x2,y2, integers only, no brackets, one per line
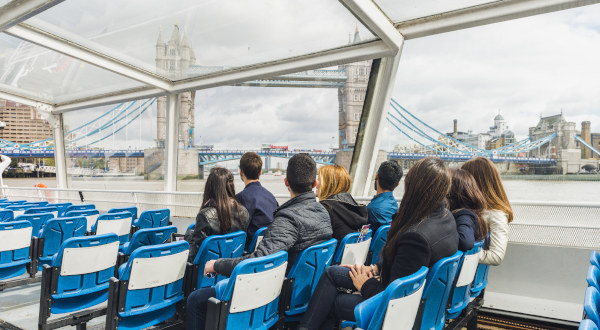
38,233,120,329
37,217,87,270
0,209,13,222
47,202,73,217
369,225,390,265
92,212,134,244
14,212,54,236
24,201,49,207
592,251,600,269
0,221,33,280
25,206,59,218
283,239,337,320
108,206,138,220
588,266,600,291
470,263,490,298
333,230,373,265
580,319,599,330
7,204,35,218
446,241,484,319
119,226,178,255
65,209,100,231
354,266,428,330
246,227,267,253
65,204,96,214
189,231,246,290
105,241,189,330
416,251,462,330
206,251,288,330
584,286,600,326
133,208,170,229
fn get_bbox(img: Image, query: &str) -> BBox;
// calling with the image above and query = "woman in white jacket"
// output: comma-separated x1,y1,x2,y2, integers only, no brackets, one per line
462,157,513,265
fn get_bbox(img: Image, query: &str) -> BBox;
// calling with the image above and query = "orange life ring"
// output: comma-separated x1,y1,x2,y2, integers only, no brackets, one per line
34,183,53,202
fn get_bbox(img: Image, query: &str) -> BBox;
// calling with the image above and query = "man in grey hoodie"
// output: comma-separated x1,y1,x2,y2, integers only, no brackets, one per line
186,153,333,330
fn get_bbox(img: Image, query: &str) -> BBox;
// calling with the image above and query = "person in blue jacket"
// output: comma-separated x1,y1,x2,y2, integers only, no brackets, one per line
447,168,489,251
367,160,403,231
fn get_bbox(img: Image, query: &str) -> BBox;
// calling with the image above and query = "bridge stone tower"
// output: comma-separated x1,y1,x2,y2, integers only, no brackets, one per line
337,27,371,150
529,113,580,174
155,24,196,148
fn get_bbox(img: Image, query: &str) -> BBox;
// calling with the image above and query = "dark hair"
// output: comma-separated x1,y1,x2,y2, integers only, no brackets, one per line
202,167,238,232
240,152,262,180
382,157,451,267
462,157,513,223
377,160,403,191
286,153,316,194
448,168,489,241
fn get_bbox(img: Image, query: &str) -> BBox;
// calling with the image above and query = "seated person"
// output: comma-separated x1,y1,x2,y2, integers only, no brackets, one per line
184,167,249,262
317,165,368,242
447,168,488,251
186,153,332,330
367,160,402,232
236,152,279,249
299,157,458,330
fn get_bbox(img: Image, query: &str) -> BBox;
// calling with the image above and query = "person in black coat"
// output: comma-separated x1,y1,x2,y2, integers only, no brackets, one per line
299,157,459,330
316,165,368,242
447,168,489,251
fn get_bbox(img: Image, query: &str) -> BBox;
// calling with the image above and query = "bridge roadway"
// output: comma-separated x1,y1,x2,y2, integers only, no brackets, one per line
0,149,556,165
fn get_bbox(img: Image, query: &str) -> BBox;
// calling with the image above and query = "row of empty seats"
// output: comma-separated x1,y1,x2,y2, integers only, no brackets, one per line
582,250,600,329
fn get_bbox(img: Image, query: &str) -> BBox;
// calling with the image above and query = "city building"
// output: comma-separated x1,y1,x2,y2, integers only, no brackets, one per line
0,99,52,144
578,121,600,160
108,156,144,175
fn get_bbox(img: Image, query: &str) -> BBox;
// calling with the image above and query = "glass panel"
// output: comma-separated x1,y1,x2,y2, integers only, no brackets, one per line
25,0,375,81
62,98,164,191
175,59,372,197
376,0,499,23
0,33,143,104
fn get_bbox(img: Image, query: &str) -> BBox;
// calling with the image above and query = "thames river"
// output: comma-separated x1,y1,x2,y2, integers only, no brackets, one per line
4,175,599,203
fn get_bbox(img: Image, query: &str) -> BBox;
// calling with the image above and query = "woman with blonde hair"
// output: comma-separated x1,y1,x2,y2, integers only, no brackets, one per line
462,157,513,265
316,165,368,242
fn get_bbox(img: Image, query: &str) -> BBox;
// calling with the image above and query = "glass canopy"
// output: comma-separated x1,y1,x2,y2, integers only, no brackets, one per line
375,0,499,23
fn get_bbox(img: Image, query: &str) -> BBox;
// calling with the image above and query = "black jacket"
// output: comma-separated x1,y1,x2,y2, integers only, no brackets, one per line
214,191,332,276
185,203,249,262
361,203,458,299
320,193,368,242
453,209,479,252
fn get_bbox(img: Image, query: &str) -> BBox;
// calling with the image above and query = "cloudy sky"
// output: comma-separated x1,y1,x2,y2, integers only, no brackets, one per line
9,2,600,151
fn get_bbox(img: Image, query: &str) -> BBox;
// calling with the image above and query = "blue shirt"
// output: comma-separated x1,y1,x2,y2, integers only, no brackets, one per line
236,181,279,246
367,191,398,231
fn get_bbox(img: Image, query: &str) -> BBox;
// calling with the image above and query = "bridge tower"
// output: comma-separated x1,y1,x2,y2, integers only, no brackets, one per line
337,27,371,151
581,121,592,159
155,24,196,148
529,113,579,174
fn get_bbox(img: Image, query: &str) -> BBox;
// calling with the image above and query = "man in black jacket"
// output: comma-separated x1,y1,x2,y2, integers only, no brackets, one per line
186,153,332,330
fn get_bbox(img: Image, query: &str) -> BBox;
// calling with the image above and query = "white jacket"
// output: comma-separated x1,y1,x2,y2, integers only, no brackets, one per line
480,209,509,266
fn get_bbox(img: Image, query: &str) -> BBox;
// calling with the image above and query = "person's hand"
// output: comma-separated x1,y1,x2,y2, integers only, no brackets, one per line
204,259,217,277
349,265,373,291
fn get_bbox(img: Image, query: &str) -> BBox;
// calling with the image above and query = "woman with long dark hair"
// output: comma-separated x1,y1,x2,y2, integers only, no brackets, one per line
185,167,249,261
299,157,458,330
462,157,513,265
447,168,488,251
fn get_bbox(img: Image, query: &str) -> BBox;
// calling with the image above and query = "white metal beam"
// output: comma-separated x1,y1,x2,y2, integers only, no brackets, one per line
340,0,404,51
5,24,173,91
164,94,180,192
49,113,68,188
0,89,53,109
53,88,167,114
0,0,64,32
397,0,600,39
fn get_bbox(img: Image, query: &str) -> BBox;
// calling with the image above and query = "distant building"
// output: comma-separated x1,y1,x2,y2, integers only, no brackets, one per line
108,156,144,175
0,99,52,144
528,114,576,159
578,121,600,159
450,115,514,150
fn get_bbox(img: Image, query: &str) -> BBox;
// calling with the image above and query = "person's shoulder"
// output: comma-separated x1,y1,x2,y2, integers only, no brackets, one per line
197,207,217,221
484,209,508,221
453,209,477,219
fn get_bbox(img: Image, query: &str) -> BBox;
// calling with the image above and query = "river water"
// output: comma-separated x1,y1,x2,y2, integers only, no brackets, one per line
4,175,599,203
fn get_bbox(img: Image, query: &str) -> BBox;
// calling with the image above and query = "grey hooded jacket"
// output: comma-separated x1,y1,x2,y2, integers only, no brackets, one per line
214,191,332,276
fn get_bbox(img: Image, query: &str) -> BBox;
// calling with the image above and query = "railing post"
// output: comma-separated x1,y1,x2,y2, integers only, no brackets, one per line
164,94,180,192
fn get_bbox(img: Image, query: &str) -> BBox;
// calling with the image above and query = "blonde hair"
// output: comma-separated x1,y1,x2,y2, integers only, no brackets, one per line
317,165,351,200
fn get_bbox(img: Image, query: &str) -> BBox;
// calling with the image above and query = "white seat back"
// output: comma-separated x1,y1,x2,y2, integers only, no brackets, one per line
60,241,119,276
254,236,264,251
85,214,100,231
381,284,425,330
456,252,481,287
96,217,132,236
229,262,287,313
128,250,189,290
13,210,25,218
0,227,32,252
340,238,372,265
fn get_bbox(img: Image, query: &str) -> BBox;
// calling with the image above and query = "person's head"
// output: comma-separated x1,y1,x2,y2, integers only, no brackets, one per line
316,165,351,200
462,157,513,223
239,152,262,181
285,153,317,195
448,168,488,241
383,157,451,265
376,160,403,192
202,167,238,232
